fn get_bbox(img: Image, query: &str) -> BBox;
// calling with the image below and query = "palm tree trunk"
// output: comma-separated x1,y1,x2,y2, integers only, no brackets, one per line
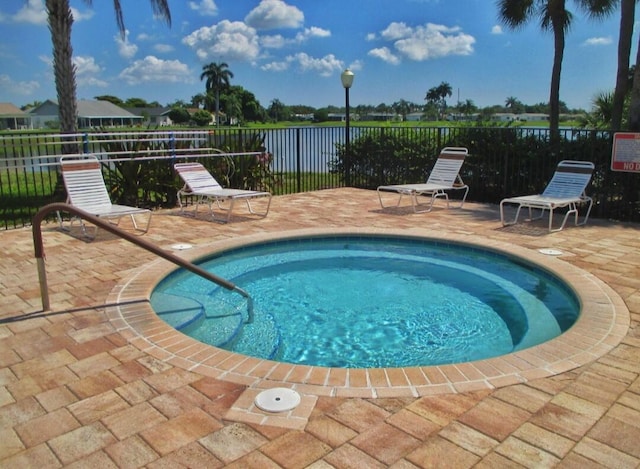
612,0,635,131
549,19,564,144
629,40,640,131
215,89,220,127
46,0,78,146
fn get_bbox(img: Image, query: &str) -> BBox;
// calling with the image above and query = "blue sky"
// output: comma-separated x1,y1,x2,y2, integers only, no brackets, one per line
0,0,634,111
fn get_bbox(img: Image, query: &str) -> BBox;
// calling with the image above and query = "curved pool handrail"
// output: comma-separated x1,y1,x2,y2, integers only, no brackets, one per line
32,203,254,323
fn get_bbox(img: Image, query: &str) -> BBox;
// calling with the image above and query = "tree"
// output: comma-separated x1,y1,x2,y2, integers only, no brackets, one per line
459,99,478,117
200,62,234,126
504,96,524,113
192,109,213,126
268,99,286,122
219,85,267,123
584,91,614,128
124,97,151,108
497,0,616,140
612,0,636,130
94,95,124,106
425,82,452,119
190,93,207,109
392,99,411,121
45,0,171,140
220,94,242,125
168,107,190,125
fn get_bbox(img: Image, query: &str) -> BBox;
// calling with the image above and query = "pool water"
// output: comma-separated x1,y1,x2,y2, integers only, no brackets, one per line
151,236,580,368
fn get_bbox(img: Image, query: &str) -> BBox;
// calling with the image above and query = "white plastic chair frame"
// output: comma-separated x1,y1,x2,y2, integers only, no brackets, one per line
58,155,151,238
174,162,272,223
499,160,594,232
377,147,469,213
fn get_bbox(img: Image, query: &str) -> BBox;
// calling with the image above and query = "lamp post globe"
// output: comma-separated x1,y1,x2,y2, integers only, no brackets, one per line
341,69,354,89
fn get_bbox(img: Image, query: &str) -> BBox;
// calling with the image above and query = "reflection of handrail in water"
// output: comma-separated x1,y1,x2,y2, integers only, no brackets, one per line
32,203,253,323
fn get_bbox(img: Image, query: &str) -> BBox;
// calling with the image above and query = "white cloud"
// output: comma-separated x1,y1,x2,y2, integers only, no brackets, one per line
261,61,290,72
115,30,138,59
295,27,331,43
189,0,218,16
262,52,344,76
118,56,193,85
0,74,40,96
381,22,414,41
73,56,108,87
365,33,377,42
37,54,107,88
9,0,93,25
261,34,286,49
288,52,343,76
182,20,260,61
348,60,364,72
583,36,612,46
154,44,175,53
491,25,503,35
11,0,47,25
261,26,330,49
73,56,102,75
368,47,401,65
377,22,475,61
245,0,304,30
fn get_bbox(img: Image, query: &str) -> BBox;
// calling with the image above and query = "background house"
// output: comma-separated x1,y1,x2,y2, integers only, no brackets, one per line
126,106,173,127
0,103,31,130
29,99,143,129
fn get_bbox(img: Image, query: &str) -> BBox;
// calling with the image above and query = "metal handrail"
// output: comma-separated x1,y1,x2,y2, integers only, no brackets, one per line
32,203,254,322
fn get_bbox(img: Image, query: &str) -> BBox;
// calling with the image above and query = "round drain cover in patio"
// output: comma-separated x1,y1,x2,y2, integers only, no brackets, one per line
254,388,301,413
538,248,563,256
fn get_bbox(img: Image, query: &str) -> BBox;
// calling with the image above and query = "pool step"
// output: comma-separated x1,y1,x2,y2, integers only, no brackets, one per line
225,311,282,360
151,291,281,358
152,292,204,330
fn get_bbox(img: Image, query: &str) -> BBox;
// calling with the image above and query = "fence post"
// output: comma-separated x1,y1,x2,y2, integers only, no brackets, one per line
170,131,176,162
83,133,89,154
296,127,302,193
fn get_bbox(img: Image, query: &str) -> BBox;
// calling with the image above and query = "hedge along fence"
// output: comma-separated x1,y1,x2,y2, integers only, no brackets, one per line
331,126,636,222
0,130,278,229
1,126,637,230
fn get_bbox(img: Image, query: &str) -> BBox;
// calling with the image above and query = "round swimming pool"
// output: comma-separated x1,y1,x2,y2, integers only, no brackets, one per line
150,234,580,368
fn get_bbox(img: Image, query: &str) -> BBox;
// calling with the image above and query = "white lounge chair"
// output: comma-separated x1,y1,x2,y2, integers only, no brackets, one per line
174,162,272,222
500,160,594,232
377,147,469,213
58,155,152,237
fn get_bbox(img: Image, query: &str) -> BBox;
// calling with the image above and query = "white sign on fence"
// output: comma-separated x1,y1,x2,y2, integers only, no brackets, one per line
611,132,640,172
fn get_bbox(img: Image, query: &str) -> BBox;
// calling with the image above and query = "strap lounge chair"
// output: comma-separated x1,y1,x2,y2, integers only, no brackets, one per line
499,160,594,232
174,162,272,222
377,147,469,213
58,155,152,238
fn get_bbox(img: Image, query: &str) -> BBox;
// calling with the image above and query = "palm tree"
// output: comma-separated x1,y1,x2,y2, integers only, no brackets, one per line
425,82,452,119
45,0,171,142
497,0,616,140
200,62,234,126
614,0,637,130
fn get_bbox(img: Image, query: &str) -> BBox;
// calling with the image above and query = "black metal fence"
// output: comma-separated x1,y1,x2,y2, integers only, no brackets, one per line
0,126,637,230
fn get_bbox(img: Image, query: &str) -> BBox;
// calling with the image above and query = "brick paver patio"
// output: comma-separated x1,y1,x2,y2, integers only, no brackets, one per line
1,188,639,468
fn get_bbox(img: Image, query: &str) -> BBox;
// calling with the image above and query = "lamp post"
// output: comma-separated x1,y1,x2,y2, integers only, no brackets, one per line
341,69,354,186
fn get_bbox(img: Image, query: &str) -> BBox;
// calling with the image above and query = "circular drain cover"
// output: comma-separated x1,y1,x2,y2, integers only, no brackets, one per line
538,248,563,256
254,388,301,413
171,243,193,250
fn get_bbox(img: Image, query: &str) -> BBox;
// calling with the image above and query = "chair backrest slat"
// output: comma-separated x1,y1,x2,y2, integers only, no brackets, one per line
542,160,594,198
60,156,113,211
427,147,468,186
174,163,223,192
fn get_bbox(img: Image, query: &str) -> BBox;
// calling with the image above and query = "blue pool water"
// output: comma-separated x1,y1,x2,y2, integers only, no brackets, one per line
150,236,580,368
